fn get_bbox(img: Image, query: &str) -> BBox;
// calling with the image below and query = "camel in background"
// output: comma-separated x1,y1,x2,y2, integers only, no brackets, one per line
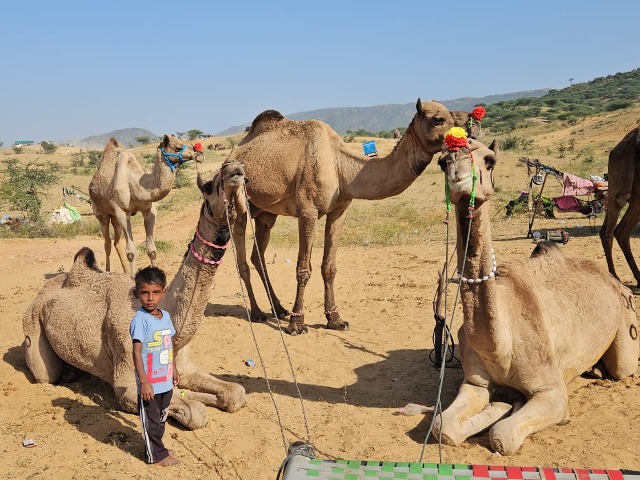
600,126,640,285
230,99,455,335
89,135,203,274
23,160,248,429
432,130,637,454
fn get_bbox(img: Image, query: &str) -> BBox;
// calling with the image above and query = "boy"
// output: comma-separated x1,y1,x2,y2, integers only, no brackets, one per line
130,266,180,467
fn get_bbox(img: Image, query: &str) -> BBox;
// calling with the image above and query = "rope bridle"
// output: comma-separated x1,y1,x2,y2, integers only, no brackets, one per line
160,144,188,172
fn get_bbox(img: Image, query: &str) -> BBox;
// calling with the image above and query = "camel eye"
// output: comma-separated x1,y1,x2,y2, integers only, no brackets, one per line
434,117,445,126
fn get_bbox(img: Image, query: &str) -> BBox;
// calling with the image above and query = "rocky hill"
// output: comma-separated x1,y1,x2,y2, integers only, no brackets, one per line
216,89,550,136
75,128,158,149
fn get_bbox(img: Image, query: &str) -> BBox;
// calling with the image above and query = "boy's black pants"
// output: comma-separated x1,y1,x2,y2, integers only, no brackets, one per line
138,389,172,464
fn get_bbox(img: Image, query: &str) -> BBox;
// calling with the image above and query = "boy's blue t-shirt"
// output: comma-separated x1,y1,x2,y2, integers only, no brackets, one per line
130,308,177,395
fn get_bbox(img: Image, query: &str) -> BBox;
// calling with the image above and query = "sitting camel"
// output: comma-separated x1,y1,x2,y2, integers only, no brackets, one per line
89,135,204,274
431,129,638,454
23,160,247,429
600,126,640,286
230,99,455,335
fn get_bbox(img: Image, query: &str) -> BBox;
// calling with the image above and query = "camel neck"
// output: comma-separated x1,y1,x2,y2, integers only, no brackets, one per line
341,134,436,200
163,221,229,349
130,151,176,202
454,200,505,352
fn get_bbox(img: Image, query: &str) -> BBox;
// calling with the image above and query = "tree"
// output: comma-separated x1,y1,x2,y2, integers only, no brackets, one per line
0,142,3,149
0,159,60,222
187,129,203,140
40,141,57,154
136,135,152,145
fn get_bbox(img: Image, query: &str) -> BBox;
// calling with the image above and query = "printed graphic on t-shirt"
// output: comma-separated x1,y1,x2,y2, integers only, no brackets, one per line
145,328,173,384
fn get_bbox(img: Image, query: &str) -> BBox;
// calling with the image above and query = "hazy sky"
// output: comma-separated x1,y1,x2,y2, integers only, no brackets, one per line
2,0,638,146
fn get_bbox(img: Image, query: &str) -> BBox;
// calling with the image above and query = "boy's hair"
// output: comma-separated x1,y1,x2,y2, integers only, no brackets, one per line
134,266,167,290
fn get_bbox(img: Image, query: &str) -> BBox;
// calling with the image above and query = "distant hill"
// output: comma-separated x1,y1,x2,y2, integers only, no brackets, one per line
216,89,550,136
75,128,158,149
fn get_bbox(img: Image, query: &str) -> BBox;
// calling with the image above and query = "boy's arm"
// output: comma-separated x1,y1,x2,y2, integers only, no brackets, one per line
132,341,154,401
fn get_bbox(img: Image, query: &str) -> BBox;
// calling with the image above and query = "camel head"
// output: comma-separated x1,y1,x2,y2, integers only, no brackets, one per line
438,128,498,206
197,159,248,224
158,134,205,171
411,99,455,155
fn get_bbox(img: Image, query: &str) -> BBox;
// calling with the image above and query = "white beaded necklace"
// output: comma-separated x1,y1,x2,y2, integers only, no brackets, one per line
455,249,497,283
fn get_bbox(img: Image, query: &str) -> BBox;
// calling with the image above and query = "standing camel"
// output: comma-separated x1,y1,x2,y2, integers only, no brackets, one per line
230,99,455,335
89,135,203,274
431,130,638,454
23,160,248,429
599,126,640,285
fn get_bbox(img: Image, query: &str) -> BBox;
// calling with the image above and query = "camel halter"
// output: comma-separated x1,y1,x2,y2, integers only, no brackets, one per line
189,226,229,266
160,144,187,171
407,121,431,155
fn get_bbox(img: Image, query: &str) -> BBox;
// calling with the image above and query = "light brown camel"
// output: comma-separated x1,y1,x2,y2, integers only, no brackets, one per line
23,160,247,429
431,134,638,454
600,126,640,286
89,135,204,274
230,99,455,335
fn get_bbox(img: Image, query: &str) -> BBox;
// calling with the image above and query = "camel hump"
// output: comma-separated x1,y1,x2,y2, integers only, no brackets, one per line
530,241,565,259
248,109,286,134
64,247,104,287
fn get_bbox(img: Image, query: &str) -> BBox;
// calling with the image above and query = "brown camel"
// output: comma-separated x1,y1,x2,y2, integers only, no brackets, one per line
23,160,248,429
451,106,484,139
600,126,640,286
89,135,204,274
230,99,455,335
431,133,638,454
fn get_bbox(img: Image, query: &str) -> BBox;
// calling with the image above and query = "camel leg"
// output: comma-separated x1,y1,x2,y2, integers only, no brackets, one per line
601,292,639,379
251,212,289,319
111,217,129,274
613,194,640,285
142,204,157,267
599,192,629,281
97,215,113,272
285,210,318,335
112,208,136,275
432,380,491,445
112,365,210,430
175,346,245,413
489,384,568,455
232,211,268,322
23,307,63,383
321,203,351,330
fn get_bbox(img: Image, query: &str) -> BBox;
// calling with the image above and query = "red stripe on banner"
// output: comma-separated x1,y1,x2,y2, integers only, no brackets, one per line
506,466,523,479
490,466,506,471
575,468,590,480
607,470,624,480
542,468,557,480
473,465,490,477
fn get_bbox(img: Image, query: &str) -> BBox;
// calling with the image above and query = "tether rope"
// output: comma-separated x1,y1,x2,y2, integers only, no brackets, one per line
420,150,477,464
223,179,312,454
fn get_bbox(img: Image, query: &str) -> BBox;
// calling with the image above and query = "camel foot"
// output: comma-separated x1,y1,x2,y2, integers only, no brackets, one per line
326,308,349,331
219,384,247,413
249,309,268,322
156,455,180,467
274,304,289,319
286,313,308,335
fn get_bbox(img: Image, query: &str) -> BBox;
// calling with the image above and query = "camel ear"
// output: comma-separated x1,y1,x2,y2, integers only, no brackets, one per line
416,98,422,114
489,139,499,155
162,134,170,148
197,173,213,194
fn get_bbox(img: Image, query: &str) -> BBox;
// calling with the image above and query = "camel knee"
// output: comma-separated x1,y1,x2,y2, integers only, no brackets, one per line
321,264,337,283
23,332,63,384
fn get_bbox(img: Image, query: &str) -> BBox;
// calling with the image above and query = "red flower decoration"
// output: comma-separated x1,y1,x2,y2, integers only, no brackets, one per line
471,106,486,121
444,127,469,151
193,142,203,152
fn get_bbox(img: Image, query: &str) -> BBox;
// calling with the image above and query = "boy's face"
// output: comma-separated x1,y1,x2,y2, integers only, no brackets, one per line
135,282,166,313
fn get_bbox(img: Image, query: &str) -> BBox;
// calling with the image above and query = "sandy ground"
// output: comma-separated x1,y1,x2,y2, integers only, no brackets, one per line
2,163,640,479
